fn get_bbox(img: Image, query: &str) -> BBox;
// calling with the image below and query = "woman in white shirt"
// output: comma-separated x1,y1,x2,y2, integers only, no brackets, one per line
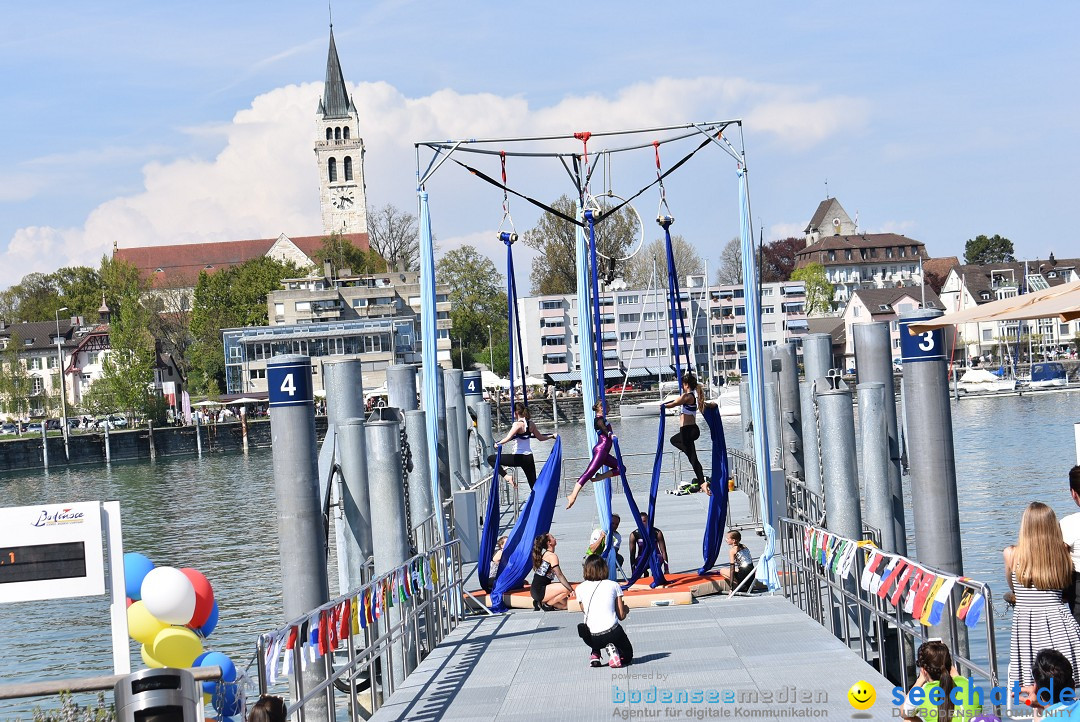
576,555,633,668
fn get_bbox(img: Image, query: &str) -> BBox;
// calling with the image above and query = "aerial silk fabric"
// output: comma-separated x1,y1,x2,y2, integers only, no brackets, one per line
698,405,730,574
489,438,563,612
477,446,503,592
620,413,668,589
738,168,780,591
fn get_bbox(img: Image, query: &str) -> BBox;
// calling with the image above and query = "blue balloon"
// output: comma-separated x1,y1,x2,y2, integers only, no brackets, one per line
198,651,236,695
197,600,219,637
123,553,155,601
192,652,209,668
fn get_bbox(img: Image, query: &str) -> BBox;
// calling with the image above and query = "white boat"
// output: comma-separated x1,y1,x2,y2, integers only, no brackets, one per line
1025,362,1068,389
955,369,1017,395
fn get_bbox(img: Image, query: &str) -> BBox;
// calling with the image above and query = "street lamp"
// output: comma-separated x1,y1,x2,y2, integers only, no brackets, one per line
487,324,493,372
54,306,70,453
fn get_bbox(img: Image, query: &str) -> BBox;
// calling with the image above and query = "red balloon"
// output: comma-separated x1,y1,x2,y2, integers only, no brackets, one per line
180,568,215,629
126,597,134,608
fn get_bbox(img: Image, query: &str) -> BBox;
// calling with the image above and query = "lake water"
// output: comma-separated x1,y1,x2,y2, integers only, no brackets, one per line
1,389,1077,715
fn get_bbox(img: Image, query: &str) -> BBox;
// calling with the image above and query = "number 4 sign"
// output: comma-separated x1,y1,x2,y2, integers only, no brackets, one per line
267,360,314,407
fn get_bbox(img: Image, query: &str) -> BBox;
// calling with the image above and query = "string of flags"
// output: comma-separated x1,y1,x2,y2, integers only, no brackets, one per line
260,554,439,685
802,525,986,629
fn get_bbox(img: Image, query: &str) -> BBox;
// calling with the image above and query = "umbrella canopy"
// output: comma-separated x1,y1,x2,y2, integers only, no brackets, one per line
909,279,1080,331
229,397,262,404
481,370,510,389
191,400,222,407
524,375,546,387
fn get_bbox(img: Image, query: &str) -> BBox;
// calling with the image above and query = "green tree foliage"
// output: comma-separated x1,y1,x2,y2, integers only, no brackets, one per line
436,245,508,368
317,232,387,276
791,262,834,316
0,266,102,322
189,257,301,394
623,235,703,289
964,234,1015,265
524,195,638,295
0,331,34,419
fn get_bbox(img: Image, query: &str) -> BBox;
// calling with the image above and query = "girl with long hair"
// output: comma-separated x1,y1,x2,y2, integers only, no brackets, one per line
663,373,708,493
486,402,556,490
1004,501,1080,687
247,695,286,722
566,400,624,509
530,533,574,610
900,641,980,721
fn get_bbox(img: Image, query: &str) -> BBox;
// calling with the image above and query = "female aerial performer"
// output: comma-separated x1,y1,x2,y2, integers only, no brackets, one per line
486,402,556,490
566,401,624,509
663,372,709,495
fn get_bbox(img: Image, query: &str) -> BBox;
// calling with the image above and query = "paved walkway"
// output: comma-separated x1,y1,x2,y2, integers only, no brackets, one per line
372,476,898,721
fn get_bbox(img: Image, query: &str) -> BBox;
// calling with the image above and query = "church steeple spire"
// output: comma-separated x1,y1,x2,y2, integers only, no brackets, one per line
319,28,354,119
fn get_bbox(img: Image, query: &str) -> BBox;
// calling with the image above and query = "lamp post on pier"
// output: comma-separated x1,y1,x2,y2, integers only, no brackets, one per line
54,306,70,458
488,324,493,372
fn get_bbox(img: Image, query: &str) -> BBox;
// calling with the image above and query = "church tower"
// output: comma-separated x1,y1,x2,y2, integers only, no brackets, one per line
315,28,367,236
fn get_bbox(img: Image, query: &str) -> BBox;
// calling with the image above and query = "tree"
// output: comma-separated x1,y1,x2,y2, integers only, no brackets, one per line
436,245,508,366
791,263,834,316
317,232,387,277
0,265,101,323
368,203,421,272
760,237,804,282
716,237,744,285
623,235,703,289
524,195,638,295
964,234,1015,265
146,285,194,384
189,257,301,394
0,332,34,420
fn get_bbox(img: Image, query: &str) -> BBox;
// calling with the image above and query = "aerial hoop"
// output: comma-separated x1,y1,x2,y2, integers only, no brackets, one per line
582,191,646,263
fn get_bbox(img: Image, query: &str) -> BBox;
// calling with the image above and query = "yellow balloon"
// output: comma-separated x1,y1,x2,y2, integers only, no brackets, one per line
203,693,212,706
152,626,204,668
141,644,164,669
128,601,168,645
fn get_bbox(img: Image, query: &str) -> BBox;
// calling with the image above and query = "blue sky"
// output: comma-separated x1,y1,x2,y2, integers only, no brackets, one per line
2,1,1078,289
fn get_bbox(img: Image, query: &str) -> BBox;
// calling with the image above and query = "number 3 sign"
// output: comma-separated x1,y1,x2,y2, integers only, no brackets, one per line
268,360,314,407
898,317,946,363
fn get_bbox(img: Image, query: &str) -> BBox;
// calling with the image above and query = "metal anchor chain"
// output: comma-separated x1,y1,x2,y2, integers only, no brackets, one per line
399,423,415,554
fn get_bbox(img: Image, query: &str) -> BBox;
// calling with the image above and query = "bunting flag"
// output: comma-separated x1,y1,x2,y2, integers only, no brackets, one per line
839,542,860,579
956,589,974,619
282,642,293,677
430,556,439,586
877,558,906,600
339,600,351,642
965,593,985,627
926,577,957,626
918,577,945,624
351,596,360,634
904,569,923,614
889,564,914,606
861,552,884,591
872,557,898,595
911,573,938,620
366,589,375,624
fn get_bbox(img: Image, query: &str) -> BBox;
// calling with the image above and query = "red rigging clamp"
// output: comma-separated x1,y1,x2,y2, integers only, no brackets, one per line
574,131,592,167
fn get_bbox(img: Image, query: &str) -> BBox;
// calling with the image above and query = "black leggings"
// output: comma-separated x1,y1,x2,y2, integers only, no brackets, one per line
670,424,704,481
578,622,633,663
488,452,537,489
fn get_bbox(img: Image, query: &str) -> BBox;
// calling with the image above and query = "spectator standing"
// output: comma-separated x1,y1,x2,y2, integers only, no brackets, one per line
1058,466,1080,624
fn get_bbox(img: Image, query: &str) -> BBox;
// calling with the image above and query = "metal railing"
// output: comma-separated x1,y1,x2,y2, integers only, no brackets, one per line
785,473,825,527
776,517,999,706
254,540,463,721
728,449,760,524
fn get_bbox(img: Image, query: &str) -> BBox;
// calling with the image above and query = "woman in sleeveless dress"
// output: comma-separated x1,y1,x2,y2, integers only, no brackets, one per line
1004,501,1080,687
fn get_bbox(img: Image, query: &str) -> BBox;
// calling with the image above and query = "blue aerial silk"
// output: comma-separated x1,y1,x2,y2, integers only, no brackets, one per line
698,405,730,574
477,446,503,592
489,438,563,611
620,412,668,588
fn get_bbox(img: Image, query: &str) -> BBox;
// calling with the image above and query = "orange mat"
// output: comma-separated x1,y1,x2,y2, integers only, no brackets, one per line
467,570,734,611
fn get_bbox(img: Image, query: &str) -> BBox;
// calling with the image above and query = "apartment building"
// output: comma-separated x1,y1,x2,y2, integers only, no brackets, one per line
222,268,452,394
517,279,807,389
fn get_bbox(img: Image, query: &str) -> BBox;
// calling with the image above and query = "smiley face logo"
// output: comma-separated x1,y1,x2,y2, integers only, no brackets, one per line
847,680,876,710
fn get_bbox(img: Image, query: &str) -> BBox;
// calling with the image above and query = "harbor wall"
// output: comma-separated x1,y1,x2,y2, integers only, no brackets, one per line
0,418,329,474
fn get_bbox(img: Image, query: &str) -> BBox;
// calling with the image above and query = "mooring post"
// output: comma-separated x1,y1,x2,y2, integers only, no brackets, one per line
240,406,248,454
338,418,373,589
763,378,782,472
802,332,834,385
799,381,822,498
463,370,485,469
104,420,111,464
774,342,803,479
147,420,156,461
445,369,470,485
738,380,753,453
404,410,435,550
41,423,48,471
816,385,862,540
367,418,416,683
266,354,329,716
323,357,367,594
387,364,418,412
853,322,907,555
857,383,894,550
446,404,464,490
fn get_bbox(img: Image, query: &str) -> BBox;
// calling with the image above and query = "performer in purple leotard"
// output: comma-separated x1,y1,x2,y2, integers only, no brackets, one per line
566,401,624,509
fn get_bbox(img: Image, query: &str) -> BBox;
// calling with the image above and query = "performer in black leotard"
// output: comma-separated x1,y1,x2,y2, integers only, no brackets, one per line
663,373,708,494
486,402,556,490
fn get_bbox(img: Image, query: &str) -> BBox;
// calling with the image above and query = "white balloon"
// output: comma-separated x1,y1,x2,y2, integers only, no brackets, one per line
140,566,197,625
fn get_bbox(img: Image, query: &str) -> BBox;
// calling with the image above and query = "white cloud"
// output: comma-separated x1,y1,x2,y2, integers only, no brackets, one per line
1,76,868,286
769,222,804,240
872,219,917,235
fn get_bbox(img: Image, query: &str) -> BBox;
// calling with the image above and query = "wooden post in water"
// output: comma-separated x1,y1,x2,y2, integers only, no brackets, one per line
147,420,156,461
103,420,111,464
41,423,48,471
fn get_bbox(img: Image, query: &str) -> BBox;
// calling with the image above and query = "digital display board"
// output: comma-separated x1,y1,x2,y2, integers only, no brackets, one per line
0,502,105,603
